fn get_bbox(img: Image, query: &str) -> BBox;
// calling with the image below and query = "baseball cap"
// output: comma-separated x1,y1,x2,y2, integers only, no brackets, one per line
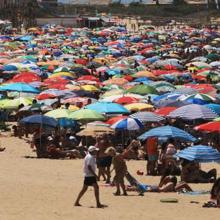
88,146,98,153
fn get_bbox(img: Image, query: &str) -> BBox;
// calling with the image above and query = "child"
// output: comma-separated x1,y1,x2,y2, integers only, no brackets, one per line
105,147,127,196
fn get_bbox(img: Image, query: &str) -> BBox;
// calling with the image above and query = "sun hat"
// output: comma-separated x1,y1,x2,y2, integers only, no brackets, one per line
88,146,98,153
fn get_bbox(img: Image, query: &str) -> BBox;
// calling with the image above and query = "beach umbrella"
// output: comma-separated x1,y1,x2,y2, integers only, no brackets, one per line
85,102,129,114
124,103,153,112
11,72,40,83
106,116,128,125
168,104,218,120
126,84,158,95
20,114,58,128
154,99,190,108
138,125,196,142
180,94,215,102
113,96,140,104
0,82,39,93
69,109,105,122
194,121,220,133
204,104,220,115
0,97,32,109
133,71,155,78
131,112,164,122
45,109,74,119
58,118,78,128
175,145,220,163
77,126,113,136
111,118,144,131
154,107,177,116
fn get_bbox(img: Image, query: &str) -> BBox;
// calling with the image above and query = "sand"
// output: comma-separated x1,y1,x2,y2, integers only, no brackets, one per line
0,135,219,220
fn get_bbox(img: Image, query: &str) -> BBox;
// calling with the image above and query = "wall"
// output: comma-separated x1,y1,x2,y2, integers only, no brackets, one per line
36,17,77,26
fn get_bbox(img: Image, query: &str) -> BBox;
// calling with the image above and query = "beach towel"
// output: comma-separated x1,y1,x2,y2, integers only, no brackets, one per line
179,191,210,195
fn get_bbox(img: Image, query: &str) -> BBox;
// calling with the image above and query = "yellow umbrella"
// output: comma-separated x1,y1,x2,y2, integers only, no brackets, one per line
1,97,32,109
124,103,153,112
102,89,124,98
49,72,74,78
81,85,99,92
93,57,109,64
77,125,114,136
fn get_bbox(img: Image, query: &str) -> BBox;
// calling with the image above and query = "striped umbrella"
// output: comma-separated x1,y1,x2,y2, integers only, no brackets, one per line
168,104,218,120
111,118,144,131
175,145,220,163
131,112,164,122
138,125,196,142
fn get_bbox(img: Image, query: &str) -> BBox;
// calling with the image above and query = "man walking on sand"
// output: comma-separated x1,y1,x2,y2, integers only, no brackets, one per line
74,146,105,208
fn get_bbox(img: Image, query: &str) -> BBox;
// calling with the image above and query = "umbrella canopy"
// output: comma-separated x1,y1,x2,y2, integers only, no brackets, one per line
0,82,39,93
106,115,128,125
0,97,32,109
85,102,129,114
175,145,220,163
138,125,196,142
70,109,105,122
131,112,165,122
126,84,158,95
124,103,153,111
204,104,220,115
168,104,218,120
154,107,177,116
111,118,144,131
77,125,113,136
20,114,58,127
194,121,220,133
45,109,74,119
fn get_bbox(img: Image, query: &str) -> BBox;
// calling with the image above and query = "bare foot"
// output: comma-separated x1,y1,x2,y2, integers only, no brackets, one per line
74,202,82,207
113,192,120,196
97,204,107,208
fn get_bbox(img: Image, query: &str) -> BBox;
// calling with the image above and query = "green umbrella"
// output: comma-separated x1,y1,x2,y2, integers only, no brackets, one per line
45,109,74,119
69,109,105,122
126,84,158,95
1,97,32,109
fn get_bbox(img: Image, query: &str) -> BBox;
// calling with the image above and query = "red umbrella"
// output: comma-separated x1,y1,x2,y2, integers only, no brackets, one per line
43,77,69,85
46,83,67,90
106,116,128,125
77,75,99,82
154,107,177,116
123,75,133,81
113,96,139,105
36,93,57,100
185,84,216,94
11,72,40,83
75,58,88,65
194,122,220,133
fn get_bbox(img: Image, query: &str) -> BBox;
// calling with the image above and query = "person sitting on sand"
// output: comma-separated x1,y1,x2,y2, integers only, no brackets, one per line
181,160,216,183
105,147,128,196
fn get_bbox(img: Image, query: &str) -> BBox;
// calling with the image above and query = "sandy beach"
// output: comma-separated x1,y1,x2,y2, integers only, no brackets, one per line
0,135,219,220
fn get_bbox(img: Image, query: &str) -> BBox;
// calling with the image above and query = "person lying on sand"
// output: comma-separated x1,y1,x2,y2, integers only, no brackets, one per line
147,176,193,193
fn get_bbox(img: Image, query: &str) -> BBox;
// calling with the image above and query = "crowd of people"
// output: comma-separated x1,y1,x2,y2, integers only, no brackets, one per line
0,22,220,208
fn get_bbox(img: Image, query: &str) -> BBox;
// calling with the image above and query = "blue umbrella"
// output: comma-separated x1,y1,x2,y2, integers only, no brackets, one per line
85,102,129,114
3,65,18,71
175,145,220,163
111,118,144,131
138,125,196,142
0,83,39,93
58,118,78,128
205,103,220,115
20,115,58,127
